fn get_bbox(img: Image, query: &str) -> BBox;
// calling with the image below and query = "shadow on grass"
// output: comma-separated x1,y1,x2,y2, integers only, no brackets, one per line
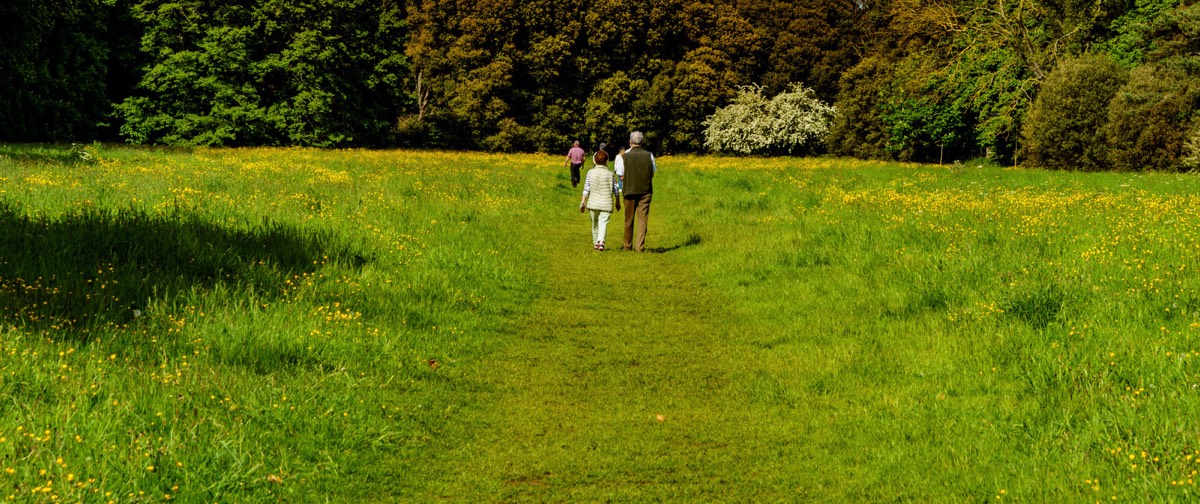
646,232,703,254
0,200,366,337
1003,283,1067,330
0,143,195,165
0,143,93,165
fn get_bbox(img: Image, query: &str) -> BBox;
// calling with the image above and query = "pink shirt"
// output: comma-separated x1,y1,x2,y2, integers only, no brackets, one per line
567,146,585,164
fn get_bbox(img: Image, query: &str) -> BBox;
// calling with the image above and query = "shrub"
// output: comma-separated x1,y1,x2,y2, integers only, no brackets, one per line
702,83,836,155
394,114,439,148
1021,54,1127,170
481,118,536,152
1104,62,1200,171
1181,124,1200,170
827,57,892,159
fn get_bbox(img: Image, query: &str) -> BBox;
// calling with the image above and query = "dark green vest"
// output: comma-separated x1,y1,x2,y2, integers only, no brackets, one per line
623,147,654,194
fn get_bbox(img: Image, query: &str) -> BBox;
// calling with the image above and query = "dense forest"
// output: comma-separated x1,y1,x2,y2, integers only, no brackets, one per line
2,0,1198,169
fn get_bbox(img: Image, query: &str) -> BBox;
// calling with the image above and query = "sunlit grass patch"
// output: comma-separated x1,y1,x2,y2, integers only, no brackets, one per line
0,145,534,501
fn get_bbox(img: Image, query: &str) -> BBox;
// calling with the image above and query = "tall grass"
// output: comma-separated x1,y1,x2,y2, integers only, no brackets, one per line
663,157,1200,500
0,145,536,501
3,145,1200,501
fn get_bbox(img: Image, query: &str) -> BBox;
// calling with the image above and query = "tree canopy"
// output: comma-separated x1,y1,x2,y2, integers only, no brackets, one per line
4,0,1200,169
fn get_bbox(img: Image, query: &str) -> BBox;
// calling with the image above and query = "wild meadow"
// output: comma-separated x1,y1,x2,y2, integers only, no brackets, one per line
1,145,1200,502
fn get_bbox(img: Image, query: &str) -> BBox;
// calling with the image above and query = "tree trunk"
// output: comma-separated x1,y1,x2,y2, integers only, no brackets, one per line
416,70,429,121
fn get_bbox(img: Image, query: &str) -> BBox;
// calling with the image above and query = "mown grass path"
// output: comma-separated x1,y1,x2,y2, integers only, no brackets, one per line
424,205,795,500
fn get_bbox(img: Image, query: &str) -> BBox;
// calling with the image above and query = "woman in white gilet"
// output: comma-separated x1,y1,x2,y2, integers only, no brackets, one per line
578,148,621,251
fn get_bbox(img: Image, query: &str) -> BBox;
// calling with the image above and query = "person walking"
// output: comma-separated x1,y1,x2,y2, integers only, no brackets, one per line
612,146,624,193
578,149,620,250
614,131,656,252
564,140,586,188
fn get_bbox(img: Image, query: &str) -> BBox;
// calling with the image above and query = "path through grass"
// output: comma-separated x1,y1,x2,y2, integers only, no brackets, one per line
409,157,1200,501
411,185,862,501
434,212,767,499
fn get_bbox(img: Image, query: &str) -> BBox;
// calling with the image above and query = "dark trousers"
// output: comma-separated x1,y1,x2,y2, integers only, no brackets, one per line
623,193,652,251
570,163,583,187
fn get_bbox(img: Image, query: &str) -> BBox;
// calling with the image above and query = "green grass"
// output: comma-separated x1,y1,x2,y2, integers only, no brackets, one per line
2,145,1200,501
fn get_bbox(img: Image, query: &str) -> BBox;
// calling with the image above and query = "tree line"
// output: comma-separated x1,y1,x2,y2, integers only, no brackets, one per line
2,0,1197,170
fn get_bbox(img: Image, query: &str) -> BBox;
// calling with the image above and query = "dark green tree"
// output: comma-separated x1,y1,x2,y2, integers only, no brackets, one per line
1104,62,1199,171
117,0,409,147
1021,54,1127,170
1101,3,1200,171
827,57,894,159
875,47,977,163
0,0,137,142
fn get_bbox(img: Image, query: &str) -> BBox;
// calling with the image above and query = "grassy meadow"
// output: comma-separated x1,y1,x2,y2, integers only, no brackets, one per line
1,144,1200,501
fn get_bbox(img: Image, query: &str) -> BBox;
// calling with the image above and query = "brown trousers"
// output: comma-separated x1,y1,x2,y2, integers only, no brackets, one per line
623,193,652,251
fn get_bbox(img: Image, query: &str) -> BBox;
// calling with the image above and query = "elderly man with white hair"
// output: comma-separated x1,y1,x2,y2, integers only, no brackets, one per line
613,131,657,252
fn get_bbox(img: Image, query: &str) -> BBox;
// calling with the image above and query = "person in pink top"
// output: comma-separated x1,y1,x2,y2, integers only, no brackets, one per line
563,140,586,188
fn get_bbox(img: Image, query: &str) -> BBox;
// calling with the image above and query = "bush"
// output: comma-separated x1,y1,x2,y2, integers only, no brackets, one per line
1021,54,1127,170
1181,124,1200,170
702,83,836,155
394,115,439,148
1103,62,1200,171
481,118,536,152
827,57,892,159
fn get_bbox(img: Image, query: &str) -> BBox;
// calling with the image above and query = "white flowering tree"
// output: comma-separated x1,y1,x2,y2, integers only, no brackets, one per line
702,83,836,155
1183,125,1200,171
